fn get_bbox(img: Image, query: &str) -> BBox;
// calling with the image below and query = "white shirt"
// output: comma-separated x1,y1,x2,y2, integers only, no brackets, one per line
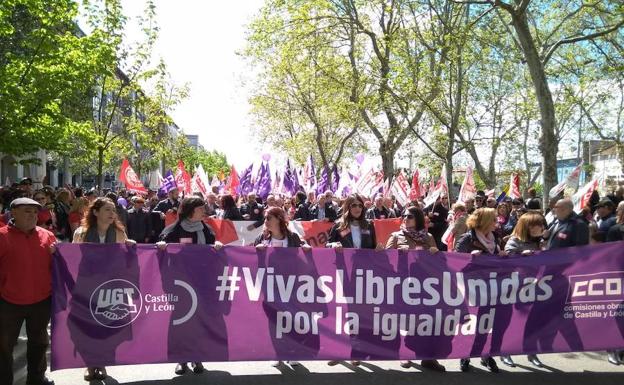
269,237,289,248
350,224,362,248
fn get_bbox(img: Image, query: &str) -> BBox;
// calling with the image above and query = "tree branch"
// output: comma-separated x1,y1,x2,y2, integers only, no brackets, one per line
542,19,624,65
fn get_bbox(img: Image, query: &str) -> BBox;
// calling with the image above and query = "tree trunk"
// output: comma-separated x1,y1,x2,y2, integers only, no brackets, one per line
379,143,395,186
511,12,558,207
97,147,104,193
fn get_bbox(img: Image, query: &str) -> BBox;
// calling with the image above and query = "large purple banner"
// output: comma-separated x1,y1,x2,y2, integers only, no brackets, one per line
51,243,624,370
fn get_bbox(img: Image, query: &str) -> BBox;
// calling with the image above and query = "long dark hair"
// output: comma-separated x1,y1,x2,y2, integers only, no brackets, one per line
177,196,206,221
262,206,291,239
221,194,236,211
338,194,370,231
403,205,426,230
81,197,125,232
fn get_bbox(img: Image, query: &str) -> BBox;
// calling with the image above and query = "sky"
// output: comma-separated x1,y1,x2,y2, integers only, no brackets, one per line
120,0,267,169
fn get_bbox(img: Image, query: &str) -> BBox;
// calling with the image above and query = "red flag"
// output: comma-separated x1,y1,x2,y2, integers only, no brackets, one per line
372,218,402,246
409,169,421,201
119,159,147,194
175,160,192,196
226,165,240,195
191,170,208,197
509,173,521,199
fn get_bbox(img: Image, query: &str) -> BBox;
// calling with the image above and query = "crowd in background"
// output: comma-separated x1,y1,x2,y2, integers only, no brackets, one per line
2,176,624,384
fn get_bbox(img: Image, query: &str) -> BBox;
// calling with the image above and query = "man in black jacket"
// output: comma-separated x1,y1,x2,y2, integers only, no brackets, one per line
309,195,337,222
126,197,152,243
366,196,394,219
546,198,589,249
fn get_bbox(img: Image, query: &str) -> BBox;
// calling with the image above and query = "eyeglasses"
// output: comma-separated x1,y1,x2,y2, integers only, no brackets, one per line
402,214,415,220
350,203,363,209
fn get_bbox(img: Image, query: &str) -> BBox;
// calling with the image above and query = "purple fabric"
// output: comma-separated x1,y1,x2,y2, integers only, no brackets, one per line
282,159,297,195
159,170,177,194
255,162,272,200
51,242,624,370
238,164,254,196
316,167,329,196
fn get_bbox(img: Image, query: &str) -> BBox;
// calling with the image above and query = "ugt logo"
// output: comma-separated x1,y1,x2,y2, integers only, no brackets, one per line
90,279,143,328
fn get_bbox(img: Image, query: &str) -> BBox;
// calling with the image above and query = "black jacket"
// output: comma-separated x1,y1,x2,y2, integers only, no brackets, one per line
221,207,243,221
365,206,394,220
327,220,377,249
126,208,152,243
294,203,311,221
546,213,589,249
159,221,216,245
309,203,337,222
153,198,179,214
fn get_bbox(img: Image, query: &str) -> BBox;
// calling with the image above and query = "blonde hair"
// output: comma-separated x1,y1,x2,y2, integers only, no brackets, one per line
511,211,545,242
70,197,88,214
466,208,496,232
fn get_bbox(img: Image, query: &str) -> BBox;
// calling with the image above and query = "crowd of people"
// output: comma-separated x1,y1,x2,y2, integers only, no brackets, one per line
2,176,624,384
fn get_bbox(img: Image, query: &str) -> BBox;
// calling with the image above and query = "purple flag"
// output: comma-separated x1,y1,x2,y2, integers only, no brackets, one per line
51,242,624,369
238,164,254,196
316,167,329,195
282,159,297,195
159,170,177,194
255,161,272,199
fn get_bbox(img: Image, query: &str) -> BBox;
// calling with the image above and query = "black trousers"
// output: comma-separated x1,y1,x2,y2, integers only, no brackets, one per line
0,297,51,385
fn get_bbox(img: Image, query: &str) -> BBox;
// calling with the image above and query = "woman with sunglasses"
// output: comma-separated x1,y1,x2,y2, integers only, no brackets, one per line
385,205,445,371
327,194,382,366
254,206,311,368
454,207,507,373
327,194,381,251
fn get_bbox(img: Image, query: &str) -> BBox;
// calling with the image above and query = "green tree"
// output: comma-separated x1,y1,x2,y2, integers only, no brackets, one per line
0,0,113,158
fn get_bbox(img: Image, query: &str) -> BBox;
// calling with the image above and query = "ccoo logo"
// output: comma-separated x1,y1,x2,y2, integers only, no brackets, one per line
90,279,143,328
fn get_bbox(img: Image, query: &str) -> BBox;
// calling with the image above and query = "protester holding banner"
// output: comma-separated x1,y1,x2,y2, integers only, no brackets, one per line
157,196,224,375
71,197,135,381
0,198,56,385
384,205,445,372
254,206,311,368
501,211,547,368
327,194,382,366
454,208,506,373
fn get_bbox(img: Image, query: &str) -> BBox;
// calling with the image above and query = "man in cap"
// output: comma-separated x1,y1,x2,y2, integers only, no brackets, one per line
17,177,33,198
0,198,56,385
595,197,617,241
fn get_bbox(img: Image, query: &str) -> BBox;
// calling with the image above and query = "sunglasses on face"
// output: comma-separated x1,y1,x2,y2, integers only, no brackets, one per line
350,203,363,209
402,214,415,220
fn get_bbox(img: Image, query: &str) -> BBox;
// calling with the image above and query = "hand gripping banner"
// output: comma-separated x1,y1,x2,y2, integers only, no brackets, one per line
51,242,624,370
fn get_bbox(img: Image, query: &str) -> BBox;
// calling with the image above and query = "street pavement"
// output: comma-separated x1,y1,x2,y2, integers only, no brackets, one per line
11,326,624,385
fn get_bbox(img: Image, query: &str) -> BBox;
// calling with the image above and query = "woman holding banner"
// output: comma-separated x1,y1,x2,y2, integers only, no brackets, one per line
502,211,546,368
454,208,508,373
157,196,224,376
71,197,136,382
385,205,446,372
254,207,312,368
327,194,383,366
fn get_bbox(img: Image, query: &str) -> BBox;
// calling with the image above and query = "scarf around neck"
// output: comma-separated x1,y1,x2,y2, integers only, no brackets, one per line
475,230,497,254
84,225,117,244
180,219,206,244
401,225,430,246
